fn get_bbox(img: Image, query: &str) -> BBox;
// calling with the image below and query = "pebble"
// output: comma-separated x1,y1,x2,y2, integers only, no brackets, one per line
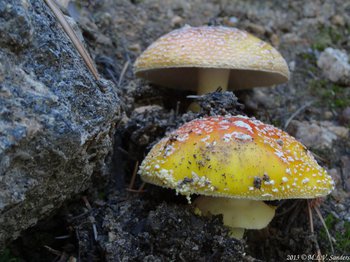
288,120,349,150
251,89,276,109
171,15,184,27
282,33,303,45
128,43,141,53
331,15,345,26
317,48,350,85
108,232,117,242
335,204,345,213
96,34,113,46
323,111,333,120
328,168,341,188
228,16,239,24
303,2,319,17
341,156,350,191
330,211,340,219
133,105,163,114
223,16,239,27
340,106,350,125
246,22,266,35
289,61,296,71
242,88,277,111
334,221,345,232
270,33,280,47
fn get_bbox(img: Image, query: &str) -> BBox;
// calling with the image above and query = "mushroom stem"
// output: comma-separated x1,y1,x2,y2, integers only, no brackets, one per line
194,196,276,239
197,68,230,94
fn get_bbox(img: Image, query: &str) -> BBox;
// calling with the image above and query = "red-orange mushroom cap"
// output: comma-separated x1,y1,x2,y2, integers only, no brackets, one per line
139,115,334,200
139,116,334,238
139,115,334,238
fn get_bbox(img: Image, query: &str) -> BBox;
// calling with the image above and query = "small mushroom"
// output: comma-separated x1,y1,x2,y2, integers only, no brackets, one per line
138,115,334,238
134,26,290,96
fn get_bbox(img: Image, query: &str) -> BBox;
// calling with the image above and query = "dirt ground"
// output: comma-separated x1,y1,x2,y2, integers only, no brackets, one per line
3,0,350,261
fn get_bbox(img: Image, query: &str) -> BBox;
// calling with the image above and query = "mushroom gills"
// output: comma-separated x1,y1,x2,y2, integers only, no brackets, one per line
194,196,276,239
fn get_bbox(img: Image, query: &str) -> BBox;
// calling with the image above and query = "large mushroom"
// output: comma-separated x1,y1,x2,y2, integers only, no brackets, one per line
138,115,335,238
134,26,290,96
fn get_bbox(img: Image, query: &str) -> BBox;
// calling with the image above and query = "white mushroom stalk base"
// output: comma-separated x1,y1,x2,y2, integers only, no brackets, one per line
193,196,276,239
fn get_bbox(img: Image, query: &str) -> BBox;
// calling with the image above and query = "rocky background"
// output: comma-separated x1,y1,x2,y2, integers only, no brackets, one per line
0,0,349,261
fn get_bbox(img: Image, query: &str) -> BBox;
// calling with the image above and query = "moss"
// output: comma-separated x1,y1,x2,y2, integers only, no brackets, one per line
299,52,319,76
309,80,350,109
300,52,317,63
311,26,344,51
319,214,350,253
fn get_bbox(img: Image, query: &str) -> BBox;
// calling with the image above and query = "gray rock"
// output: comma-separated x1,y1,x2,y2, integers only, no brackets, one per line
317,48,350,85
328,168,342,188
0,0,120,248
303,1,319,18
341,156,350,192
243,88,278,111
287,120,349,150
340,106,350,125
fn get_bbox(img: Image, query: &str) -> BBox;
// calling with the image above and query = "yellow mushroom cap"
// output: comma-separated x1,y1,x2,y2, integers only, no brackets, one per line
134,25,290,91
139,115,334,200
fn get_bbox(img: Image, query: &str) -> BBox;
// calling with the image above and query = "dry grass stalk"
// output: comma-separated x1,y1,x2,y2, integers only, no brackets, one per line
44,0,99,80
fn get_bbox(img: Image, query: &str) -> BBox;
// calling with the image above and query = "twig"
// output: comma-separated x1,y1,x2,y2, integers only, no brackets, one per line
308,200,314,234
284,101,314,129
138,182,146,191
186,95,202,99
126,187,146,193
44,0,99,80
118,60,130,87
128,161,139,191
307,201,323,262
44,245,62,256
82,196,98,241
92,221,98,242
126,162,146,193
54,234,71,240
314,205,334,254
175,101,180,116
68,210,91,222
311,152,327,163
82,196,92,209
